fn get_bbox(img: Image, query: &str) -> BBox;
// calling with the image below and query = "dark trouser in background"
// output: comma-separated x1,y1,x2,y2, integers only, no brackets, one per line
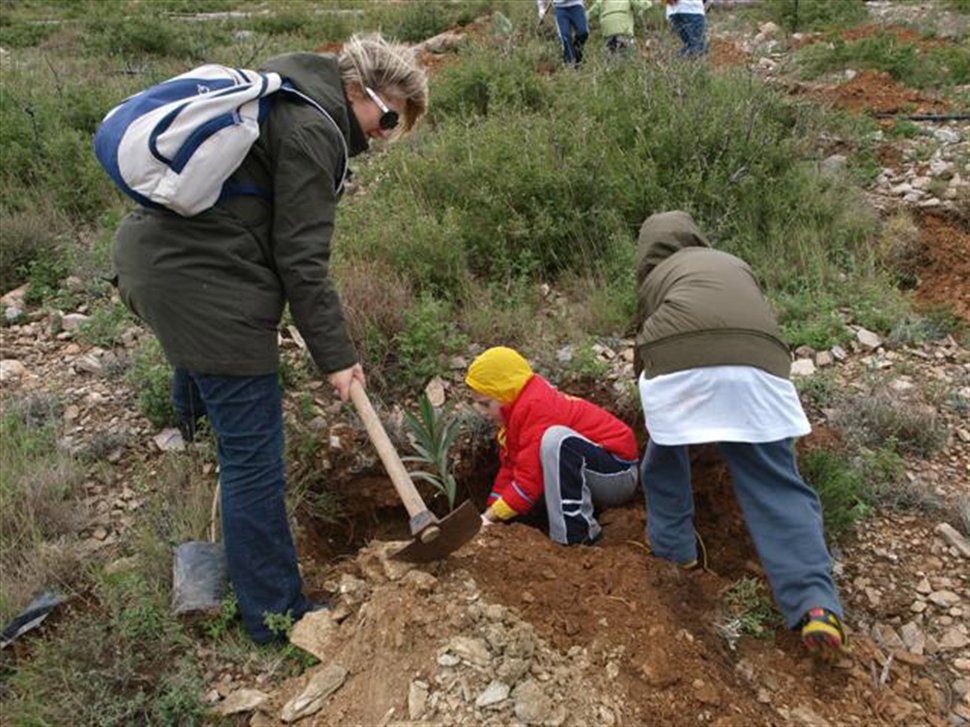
173,368,313,643
640,438,843,628
669,12,708,57
540,425,638,544
554,4,589,65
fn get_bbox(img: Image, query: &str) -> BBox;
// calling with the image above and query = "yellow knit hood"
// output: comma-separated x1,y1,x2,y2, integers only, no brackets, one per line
465,346,533,404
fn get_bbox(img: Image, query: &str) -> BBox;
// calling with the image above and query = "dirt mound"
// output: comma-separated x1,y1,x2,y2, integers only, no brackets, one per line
915,213,970,320
812,71,950,115
710,38,749,67
260,452,955,725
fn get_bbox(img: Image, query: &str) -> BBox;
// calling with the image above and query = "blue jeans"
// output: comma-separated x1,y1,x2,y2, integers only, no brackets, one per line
554,4,589,65
669,13,707,57
173,368,313,643
641,438,842,628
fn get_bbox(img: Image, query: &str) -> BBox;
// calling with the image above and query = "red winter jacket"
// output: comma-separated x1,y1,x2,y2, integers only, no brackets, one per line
489,375,639,515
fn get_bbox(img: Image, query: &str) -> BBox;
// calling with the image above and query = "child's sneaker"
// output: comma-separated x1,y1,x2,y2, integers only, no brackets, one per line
800,607,846,660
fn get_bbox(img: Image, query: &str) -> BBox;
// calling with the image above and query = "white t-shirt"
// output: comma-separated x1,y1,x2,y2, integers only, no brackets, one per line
639,366,811,446
666,0,706,18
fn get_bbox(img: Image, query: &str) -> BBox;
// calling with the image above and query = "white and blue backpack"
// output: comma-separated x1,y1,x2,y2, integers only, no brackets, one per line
94,64,348,217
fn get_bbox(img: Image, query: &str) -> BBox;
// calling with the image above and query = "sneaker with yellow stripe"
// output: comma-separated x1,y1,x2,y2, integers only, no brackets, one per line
800,607,846,660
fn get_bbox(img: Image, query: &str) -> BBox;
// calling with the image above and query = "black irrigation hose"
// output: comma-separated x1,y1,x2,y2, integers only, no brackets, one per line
873,113,970,122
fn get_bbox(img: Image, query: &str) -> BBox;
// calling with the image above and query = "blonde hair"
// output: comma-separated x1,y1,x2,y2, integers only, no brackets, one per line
338,33,428,134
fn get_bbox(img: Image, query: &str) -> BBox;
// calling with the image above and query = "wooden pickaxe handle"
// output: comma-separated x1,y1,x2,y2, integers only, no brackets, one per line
350,381,440,543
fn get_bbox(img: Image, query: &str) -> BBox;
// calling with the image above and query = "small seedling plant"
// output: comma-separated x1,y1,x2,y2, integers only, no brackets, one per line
403,394,460,511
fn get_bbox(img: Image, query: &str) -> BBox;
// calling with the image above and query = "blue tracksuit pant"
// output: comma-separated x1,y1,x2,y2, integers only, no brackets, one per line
641,438,843,629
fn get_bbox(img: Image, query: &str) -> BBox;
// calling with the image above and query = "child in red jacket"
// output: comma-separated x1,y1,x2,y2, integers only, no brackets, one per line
466,346,639,544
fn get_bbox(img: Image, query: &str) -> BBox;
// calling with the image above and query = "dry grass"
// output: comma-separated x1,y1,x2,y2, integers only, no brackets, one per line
830,388,950,457
0,393,87,622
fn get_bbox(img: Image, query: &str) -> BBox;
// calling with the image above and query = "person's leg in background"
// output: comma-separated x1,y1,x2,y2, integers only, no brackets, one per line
569,4,590,64
718,439,843,629
679,13,708,56
640,439,697,565
189,370,313,643
541,426,638,545
554,5,578,64
668,13,692,56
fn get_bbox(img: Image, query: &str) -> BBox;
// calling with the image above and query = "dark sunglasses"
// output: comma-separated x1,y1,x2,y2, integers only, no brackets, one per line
364,86,399,131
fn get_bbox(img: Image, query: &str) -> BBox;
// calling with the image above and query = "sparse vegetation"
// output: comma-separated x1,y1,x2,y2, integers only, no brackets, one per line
717,576,783,650
831,389,949,457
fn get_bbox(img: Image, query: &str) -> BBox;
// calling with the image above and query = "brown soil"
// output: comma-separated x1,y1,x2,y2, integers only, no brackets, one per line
812,70,950,115
710,37,749,67
914,213,970,320
841,24,952,51
287,420,949,726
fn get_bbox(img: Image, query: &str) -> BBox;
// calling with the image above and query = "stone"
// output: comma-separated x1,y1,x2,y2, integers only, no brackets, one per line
956,658,970,672
289,609,338,662
5,305,23,322
872,623,905,650
939,628,969,650
890,378,915,393
75,353,104,376
400,569,437,593
830,345,847,361
856,328,882,350
935,523,970,558
446,636,490,667
758,21,780,36
954,679,970,698
0,359,26,381
916,578,933,595
815,350,834,367
791,359,816,377
424,376,446,408
153,428,185,452
217,689,269,716
556,346,573,364
929,590,961,608
280,664,347,723
932,128,960,144
436,652,460,667
475,680,510,708
790,705,831,726
513,680,553,725
819,154,847,177
408,680,429,720
900,622,926,655
60,313,90,332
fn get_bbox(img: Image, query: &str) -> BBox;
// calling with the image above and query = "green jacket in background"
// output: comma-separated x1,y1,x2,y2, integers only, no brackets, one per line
113,53,368,377
634,211,792,380
588,0,651,38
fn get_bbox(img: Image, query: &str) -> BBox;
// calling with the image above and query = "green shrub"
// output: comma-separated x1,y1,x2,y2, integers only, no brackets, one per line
755,0,869,33
128,337,177,428
77,299,134,348
795,32,970,90
395,293,467,387
800,449,871,539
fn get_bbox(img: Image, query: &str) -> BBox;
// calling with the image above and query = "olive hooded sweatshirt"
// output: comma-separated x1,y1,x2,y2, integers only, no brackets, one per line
634,211,792,380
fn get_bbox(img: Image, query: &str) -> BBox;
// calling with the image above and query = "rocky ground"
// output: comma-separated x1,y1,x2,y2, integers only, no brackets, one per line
1,3,969,725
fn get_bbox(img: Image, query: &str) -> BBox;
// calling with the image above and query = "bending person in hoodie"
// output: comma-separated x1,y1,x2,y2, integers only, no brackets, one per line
113,35,428,644
634,211,846,659
466,347,639,545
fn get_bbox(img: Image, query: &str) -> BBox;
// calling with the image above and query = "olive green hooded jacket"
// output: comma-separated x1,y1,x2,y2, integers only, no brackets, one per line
113,53,368,376
634,211,792,380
